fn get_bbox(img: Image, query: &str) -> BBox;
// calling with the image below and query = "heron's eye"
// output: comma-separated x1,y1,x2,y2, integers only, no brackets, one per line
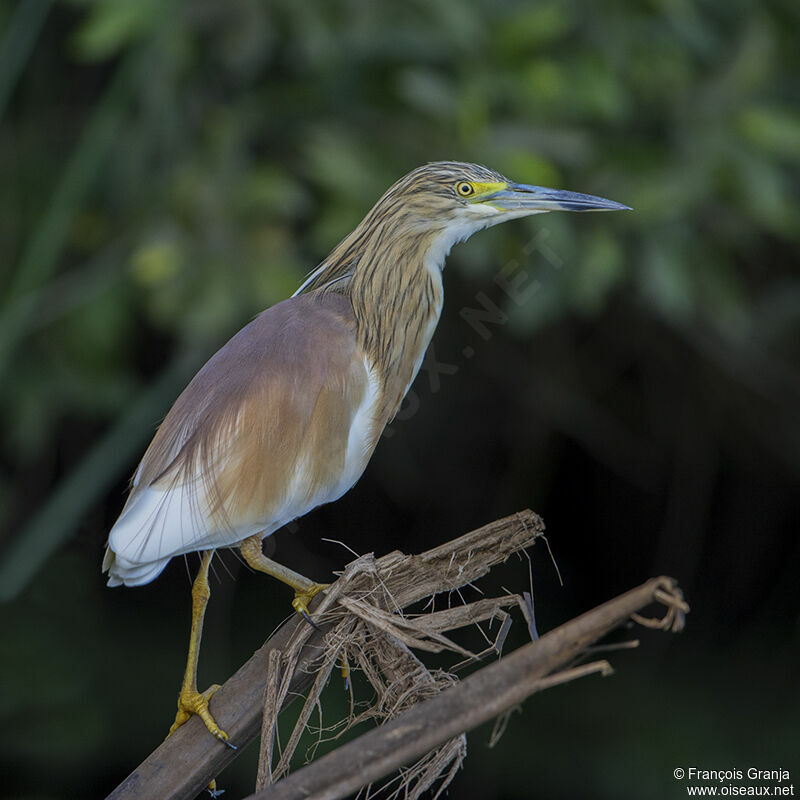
456,182,474,197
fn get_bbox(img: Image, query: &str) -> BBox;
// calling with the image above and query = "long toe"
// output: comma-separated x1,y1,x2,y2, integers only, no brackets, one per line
168,685,231,745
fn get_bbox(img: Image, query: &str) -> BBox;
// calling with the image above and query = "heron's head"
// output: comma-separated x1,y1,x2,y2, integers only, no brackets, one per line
375,161,629,259
296,161,629,296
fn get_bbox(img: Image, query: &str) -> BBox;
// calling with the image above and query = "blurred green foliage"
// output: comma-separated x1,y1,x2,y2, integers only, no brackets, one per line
4,3,798,385
4,0,799,455
1,0,799,798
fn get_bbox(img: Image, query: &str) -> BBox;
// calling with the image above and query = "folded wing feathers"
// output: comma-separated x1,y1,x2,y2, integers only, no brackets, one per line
105,294,370,585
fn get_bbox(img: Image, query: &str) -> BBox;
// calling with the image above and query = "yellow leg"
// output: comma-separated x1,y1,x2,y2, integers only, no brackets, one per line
240,535,328,618
167,550,232,749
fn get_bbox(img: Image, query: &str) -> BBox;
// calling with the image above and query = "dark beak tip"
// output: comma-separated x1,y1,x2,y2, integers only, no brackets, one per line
587,197,632,212
561,200,632,213
585,200,632,212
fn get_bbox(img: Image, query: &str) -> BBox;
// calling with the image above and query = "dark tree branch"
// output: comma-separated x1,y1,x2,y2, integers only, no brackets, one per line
104,510,545,800
242,575,688,800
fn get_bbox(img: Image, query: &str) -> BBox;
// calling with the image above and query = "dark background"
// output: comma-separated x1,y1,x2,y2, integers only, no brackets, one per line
1,1,798,798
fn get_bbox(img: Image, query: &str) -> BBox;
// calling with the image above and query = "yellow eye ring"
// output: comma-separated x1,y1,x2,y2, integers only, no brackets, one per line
456,182,474,197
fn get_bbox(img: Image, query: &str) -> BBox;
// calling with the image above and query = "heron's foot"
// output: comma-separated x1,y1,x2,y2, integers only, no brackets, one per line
168,684,235,749
340,652,350,690
291,582,329,620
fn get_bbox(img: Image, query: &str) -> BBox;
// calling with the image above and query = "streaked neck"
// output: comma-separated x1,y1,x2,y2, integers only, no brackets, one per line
305,217,446,423
351,222,444,421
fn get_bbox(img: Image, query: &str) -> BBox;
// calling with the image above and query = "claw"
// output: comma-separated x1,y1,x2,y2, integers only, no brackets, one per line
291,582,328,630
298,606,321,631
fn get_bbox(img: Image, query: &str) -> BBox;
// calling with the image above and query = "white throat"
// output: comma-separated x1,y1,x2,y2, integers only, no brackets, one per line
425,208,502,274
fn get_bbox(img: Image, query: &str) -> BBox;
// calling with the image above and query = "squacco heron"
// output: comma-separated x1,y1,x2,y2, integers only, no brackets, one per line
103,161,628,745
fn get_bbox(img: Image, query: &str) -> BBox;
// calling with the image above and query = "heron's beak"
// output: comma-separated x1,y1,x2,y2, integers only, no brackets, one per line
483,183,631,213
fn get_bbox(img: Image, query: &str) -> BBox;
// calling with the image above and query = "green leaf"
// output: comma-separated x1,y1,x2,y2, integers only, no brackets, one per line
738,106,800,161
72,0,162,60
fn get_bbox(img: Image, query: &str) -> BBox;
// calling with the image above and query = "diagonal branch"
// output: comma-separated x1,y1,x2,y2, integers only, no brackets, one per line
104,509,545,800
243,575,688,800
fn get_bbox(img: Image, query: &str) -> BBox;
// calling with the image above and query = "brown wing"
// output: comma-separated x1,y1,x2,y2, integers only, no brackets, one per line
105,292,372,584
